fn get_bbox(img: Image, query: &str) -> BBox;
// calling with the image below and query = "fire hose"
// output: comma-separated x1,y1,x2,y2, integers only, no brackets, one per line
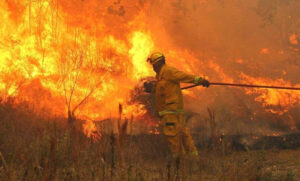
181,82,300,90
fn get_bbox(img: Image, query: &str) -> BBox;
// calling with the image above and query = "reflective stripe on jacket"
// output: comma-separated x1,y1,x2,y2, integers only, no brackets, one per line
158,109,184,116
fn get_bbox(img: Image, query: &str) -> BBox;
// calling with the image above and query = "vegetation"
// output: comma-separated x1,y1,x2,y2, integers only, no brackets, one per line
0,100,299,181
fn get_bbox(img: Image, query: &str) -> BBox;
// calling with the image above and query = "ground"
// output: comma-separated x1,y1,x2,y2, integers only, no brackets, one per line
0,102,300,181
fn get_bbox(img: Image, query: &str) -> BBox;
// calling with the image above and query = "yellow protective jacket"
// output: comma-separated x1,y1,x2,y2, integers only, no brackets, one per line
155,64,203,116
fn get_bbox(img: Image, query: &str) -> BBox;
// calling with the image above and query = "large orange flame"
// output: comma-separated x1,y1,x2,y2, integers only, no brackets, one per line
0,0,155,136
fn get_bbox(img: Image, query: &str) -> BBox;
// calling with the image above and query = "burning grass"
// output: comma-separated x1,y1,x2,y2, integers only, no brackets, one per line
0,101,299,181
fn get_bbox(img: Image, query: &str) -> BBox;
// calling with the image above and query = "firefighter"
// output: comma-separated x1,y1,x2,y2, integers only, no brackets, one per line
145,52,210,158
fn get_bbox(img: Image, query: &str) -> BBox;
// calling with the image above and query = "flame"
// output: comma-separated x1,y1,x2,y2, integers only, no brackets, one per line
129,31,154,79
260,48,269,54
241,73,300,115
83,119,101,140
209,61,233,83
236,59,244,64
0,0,156,137
1,0,299,138
289,34,298,45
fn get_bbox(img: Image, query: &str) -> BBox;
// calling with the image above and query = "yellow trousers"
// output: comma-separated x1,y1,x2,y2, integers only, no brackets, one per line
162,114,198,158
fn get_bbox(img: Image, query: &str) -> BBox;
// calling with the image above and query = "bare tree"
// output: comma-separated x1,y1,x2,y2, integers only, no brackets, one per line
58,31,103,127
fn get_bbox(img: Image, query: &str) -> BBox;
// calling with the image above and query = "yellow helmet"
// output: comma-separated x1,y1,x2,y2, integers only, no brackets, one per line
147,52,165,65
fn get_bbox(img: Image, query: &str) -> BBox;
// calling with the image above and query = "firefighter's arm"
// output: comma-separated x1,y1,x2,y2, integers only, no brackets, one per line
166,67,203,84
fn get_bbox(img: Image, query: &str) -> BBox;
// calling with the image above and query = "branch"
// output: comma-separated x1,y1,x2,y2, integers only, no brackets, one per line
72,87,94,115
0,152,8,172
72,79,102,114
59,57,70,109
68,53,83,111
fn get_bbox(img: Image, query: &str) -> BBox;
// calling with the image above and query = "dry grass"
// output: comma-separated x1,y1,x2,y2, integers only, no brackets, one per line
0,101,299,181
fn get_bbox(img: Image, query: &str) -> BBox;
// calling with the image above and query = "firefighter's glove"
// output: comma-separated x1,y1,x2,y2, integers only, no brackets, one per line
144,81,155,93
202,79,210,88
